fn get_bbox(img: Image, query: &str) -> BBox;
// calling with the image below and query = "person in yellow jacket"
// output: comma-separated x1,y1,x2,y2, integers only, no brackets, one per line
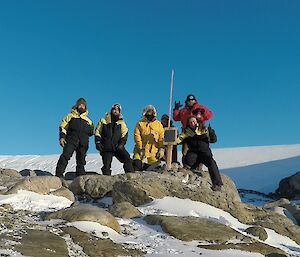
133,105,165,171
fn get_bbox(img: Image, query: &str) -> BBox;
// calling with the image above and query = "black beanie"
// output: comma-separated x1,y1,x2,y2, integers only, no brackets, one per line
186,94,196,102
76,98,87,107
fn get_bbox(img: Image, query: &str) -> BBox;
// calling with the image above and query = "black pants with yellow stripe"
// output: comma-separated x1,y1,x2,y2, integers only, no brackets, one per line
55,141,88,177
185,148,223,187
101,147,134,175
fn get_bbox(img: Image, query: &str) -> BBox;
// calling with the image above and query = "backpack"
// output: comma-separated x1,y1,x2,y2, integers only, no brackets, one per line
208,124,217,143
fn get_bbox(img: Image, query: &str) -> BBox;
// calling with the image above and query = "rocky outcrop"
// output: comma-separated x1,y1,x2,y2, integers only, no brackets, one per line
275,171,300,199
14,229,69,257
112,171,240,209
108,202,142,218
69,174,126,198
62,226,143,257
45,203,121,233
50,187,75,202
144,215,243,242
5,176,62,195
0,168,22,177
245,226,268,241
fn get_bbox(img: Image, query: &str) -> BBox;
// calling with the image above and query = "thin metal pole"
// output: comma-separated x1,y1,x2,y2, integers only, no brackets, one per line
168,69,174,128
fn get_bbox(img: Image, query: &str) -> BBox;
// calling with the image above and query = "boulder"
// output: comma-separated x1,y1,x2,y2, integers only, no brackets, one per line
144,215,243,242
108,202,142,218
62,226,143,257
69,174,125,198
50,187,76,202
263,198,290,209
6,176,62,194
19,169,53,177
0,168,22,177
45,203,121,233
5,176,62,195
14,229,69,257
275,171,300,199
201,242,287,256
245,226,268,241
112,171,241,212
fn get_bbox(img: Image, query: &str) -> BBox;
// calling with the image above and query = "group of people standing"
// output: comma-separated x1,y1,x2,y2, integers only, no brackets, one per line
55,94,223,191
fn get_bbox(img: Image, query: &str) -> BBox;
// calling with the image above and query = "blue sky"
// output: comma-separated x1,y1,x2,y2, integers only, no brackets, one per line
0,1,299,155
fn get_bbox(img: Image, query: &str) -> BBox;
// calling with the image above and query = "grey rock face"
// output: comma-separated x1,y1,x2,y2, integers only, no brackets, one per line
144,215,243,242
50,187,76,202
0,168,22,177
45,203,121,233
62,226,143,257
275,171,300,199
69,174,125,199
108,202,142,218
14,229,69,257
112,171,240,210
5,176,62,195
245,226,268,241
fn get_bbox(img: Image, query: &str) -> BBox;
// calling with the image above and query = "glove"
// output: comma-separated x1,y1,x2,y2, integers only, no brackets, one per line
139,148,145,159
95,142,103,152
157,148,165,160
208,124,217,143
116,144,124,151
174,101,183,110
59,138,66,147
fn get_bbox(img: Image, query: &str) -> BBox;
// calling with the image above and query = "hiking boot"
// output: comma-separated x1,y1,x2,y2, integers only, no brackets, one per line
211,184,222,191
55,174,64,179
191,169,203,177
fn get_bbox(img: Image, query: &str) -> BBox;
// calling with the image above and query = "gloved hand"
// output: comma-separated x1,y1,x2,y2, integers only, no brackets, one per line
96,142,103,152
156,148,165,160
59,138,66,147
174,101,183,110
139,148,145,159
116,144,124,151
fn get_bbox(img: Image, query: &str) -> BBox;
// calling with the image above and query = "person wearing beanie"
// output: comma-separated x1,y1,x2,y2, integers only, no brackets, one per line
173,94,213,165
94,103,134,175
173,94,213,130
132,105,165,171
55,98,94,178
177,116,223,191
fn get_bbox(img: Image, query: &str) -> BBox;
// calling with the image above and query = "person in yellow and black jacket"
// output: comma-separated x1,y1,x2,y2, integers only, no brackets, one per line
177,116,223,191
55,98,94,178
133,105,165,171
95,103,134,175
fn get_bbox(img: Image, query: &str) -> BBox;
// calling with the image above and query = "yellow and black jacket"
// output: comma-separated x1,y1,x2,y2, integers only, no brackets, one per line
95,113,128,152
133,117,164,164
177,126,210,151
59,108,94,145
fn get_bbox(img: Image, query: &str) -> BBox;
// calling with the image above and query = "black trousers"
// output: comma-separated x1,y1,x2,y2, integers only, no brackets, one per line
185,148,223,186
56,141,88,177
101,148,134,175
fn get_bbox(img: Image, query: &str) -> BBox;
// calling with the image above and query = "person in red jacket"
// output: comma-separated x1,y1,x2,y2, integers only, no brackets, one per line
173,94,213,130
173,94,213,165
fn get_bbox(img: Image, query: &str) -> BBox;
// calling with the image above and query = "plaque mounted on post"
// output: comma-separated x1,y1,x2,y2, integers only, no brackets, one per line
163,127,178,145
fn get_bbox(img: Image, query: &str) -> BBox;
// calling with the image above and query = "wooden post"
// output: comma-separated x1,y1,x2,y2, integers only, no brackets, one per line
166,145,173,169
